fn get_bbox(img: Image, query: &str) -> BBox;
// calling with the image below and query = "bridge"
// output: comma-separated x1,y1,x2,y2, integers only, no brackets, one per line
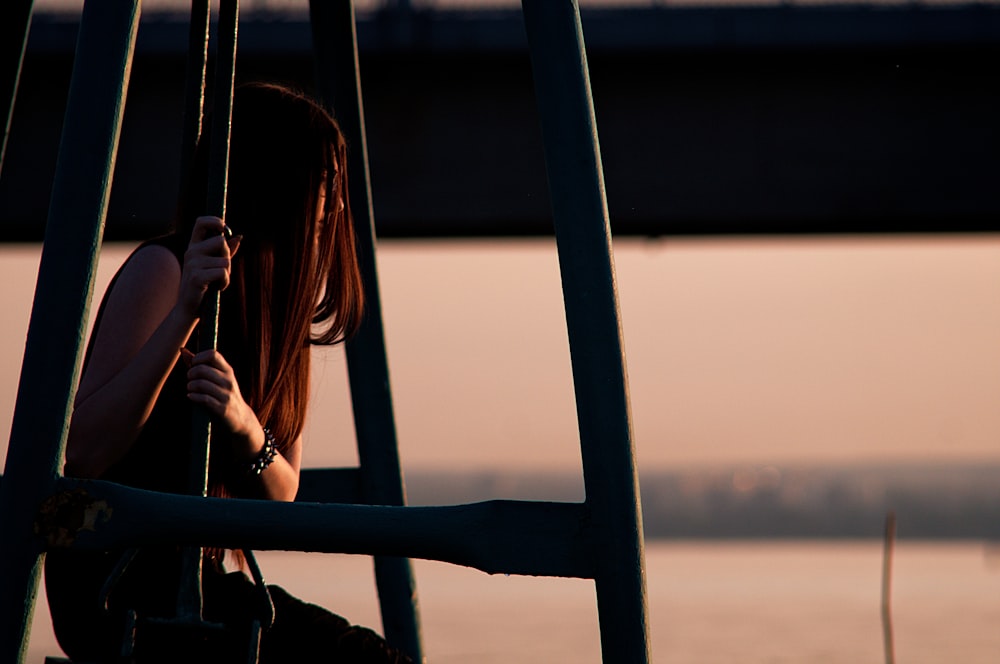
3,3,1000,240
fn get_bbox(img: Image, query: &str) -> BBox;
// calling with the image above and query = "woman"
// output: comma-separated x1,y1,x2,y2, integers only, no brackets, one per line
45,83,412,664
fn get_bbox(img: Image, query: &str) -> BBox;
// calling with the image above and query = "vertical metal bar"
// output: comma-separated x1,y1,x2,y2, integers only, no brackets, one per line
307,2,423,661
0,0,34,176
186,0,238,502
201,0,238,224
178,0,211,191
0,2,140,662
520,2,650,663
176,0,238,622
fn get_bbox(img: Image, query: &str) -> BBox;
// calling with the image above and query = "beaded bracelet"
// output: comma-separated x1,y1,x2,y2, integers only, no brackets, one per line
248,427,278,475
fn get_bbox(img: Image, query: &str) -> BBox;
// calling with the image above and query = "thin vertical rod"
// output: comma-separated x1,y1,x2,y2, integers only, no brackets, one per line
881,511,897,664
0,0,34,176
520,1,649,663
177,0,239,621
0,2,140,662
202,0,238,223
307,1,423,660
178,0,211,191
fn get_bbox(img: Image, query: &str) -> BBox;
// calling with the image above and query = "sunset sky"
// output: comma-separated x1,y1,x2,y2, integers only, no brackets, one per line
4,234,1000,475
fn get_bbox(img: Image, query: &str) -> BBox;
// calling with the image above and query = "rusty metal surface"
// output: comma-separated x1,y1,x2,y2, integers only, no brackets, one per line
34,488,113,548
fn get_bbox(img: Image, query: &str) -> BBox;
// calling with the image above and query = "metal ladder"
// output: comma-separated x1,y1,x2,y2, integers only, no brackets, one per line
0,1,649,663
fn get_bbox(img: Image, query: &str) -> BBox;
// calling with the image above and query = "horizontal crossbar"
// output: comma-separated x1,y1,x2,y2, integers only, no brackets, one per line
35,476,596,579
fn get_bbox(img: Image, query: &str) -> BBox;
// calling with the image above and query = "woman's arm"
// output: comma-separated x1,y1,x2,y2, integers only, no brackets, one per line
65,245,195,477
66,216,236,478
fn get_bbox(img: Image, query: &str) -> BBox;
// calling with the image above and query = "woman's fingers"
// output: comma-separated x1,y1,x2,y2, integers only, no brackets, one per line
190,232,230,254
189,348,231,370
185,236,231,268
194,267,231,292
187,353,231,396
184,238,233,294
187,380,223,403
187,366,230,390
187,379,231,409
190,215,227,243
184,350,252,436
186,351,236,393
188,217,229,285
191,217,235,254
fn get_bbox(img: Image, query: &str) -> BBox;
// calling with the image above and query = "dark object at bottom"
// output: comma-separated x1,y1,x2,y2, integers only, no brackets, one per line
45,549,412,664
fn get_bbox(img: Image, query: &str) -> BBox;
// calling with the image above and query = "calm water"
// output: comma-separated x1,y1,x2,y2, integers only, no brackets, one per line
26,540,1000,663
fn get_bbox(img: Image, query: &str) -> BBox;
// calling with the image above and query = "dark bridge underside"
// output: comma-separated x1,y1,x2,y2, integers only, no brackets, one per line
3,4,1000,240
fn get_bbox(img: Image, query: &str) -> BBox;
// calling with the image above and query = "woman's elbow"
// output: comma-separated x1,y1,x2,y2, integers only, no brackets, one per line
279,476,299,502
63,445,102,479
63,423,112,479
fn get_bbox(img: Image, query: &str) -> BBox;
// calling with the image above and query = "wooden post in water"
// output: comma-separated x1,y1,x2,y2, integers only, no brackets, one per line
0,2,140,661
882,510,897,664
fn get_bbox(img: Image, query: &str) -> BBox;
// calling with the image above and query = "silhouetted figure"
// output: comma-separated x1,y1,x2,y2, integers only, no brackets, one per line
44,83,411,664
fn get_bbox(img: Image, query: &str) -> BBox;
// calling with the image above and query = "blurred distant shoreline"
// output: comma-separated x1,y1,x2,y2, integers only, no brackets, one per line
1,461,995,541
400,462,1000,540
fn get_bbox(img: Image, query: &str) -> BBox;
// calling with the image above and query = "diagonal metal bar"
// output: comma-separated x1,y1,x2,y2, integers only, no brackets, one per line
307,1,423,660
0,2,140,662
0,0,34,177
520,1,650,662
40,478,597,580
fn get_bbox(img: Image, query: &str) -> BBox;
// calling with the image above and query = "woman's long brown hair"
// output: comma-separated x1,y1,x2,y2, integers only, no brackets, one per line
176,83,364,512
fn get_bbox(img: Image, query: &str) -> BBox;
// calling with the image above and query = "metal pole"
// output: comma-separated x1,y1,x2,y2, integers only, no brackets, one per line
0,1,140,662
178,0,211,191
520,1,650,662
0,0,34,177
307,1,423,660
177,0,239,622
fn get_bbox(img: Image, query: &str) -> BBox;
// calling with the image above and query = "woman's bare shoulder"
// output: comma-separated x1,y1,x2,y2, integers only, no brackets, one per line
123,242,182,276
75,243,184,404
94,243,181,342
104,242,181,313
108,243,181,299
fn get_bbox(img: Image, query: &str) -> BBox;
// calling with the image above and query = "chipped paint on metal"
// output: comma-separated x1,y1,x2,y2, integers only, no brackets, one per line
34,488,113,547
